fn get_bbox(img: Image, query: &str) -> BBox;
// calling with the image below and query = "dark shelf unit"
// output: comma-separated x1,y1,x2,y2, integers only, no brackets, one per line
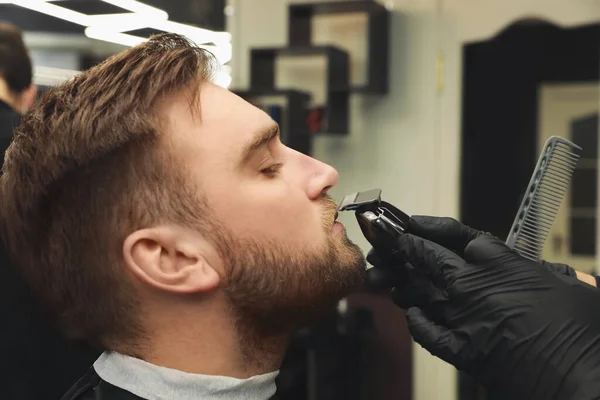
250,45,349,134
288,0,390,94
232,89,312,156
232,0,390,155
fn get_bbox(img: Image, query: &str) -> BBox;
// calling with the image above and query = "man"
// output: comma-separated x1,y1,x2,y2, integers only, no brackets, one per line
368,216,600,399
0,33,367,400
0,22,36,162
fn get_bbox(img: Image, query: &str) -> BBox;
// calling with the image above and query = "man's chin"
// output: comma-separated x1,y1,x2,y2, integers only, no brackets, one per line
336,235,367,272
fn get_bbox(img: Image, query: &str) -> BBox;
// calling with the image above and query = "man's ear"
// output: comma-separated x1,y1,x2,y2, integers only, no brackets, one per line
123,226,220,294
18,84,37,113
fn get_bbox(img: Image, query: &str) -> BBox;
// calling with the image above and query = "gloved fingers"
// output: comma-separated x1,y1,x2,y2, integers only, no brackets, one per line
366,248,413,289
406,307,469,370
366,248,387,267
396,233,465,284
391,270,448,309
539,260,577,278
365,265,398,291
463,234,520,265
390,287,413,309
366,252,449,308
367,247,406,266
408,216,484,256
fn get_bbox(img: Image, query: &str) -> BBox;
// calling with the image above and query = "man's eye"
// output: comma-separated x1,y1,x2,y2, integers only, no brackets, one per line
261,163,283,176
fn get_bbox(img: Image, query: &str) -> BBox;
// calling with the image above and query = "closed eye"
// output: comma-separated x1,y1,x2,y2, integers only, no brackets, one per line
261,162,284,176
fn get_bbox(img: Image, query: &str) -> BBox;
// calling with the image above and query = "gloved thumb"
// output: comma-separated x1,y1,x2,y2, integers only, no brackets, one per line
539,260,577,278
406,307,469,370
366,266,397,290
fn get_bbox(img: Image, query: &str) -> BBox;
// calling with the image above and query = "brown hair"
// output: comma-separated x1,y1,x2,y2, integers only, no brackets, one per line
0,33,217,351
0,21,32,93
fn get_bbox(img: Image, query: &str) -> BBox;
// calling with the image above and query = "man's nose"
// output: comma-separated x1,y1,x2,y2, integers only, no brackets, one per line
307,158,339,200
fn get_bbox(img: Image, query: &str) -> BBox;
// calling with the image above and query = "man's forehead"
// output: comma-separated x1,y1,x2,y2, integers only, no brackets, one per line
163,82,278,152
198,83,270,130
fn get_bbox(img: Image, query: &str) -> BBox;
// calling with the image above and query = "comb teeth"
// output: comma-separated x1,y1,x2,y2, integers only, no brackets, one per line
506,137,582,261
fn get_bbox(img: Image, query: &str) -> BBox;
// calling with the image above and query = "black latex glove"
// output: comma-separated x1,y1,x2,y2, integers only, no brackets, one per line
366,215,482,296
366,217,584,301
368,216,600,399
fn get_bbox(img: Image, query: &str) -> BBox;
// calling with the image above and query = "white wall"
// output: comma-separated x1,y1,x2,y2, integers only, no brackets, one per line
227,0,600,399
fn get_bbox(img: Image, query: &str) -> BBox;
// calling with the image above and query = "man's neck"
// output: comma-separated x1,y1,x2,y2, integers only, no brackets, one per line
137,299,289,379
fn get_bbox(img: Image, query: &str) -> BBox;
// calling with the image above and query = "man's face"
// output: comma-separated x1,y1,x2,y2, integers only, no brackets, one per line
167,82,366,335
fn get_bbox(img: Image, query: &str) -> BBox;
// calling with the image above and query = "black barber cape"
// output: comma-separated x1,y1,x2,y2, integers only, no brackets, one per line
61,368,145,400
0,99,99,399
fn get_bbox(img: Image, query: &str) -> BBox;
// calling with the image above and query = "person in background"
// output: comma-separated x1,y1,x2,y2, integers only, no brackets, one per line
0,33,366,400
0,21,98,400
0,22,36,163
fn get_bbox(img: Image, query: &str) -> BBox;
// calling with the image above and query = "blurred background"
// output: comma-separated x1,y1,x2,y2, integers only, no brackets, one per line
1,0,599,399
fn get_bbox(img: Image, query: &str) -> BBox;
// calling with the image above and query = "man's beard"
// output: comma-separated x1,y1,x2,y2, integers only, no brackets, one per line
212,202,366,365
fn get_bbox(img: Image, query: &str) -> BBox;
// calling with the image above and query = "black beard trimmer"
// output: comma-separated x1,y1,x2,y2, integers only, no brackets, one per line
338,189,411,290
338,189,410,257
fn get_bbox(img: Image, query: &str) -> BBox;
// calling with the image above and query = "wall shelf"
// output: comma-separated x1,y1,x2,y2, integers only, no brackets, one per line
250,45,349,134
288,0,390,94
232,0,390,155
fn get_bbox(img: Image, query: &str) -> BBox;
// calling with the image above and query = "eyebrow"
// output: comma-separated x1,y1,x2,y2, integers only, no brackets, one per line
239,124,280,166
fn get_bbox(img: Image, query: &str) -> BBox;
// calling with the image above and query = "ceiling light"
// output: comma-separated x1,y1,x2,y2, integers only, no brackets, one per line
214,65,232,89
153,20,231,45
85,26,231,64
8,0,232,67
86,13,165,33
84,27,146,47
11,0,91,26
99,0,168,20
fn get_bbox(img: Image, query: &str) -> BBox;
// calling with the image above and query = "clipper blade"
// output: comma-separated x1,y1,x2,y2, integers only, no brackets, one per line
338,189,410,251
338,189,382,212
506,136,582,261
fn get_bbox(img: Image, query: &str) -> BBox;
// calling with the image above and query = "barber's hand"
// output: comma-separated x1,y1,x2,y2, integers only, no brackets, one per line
366,217,580,293
369,216,600,399
366,216,482,300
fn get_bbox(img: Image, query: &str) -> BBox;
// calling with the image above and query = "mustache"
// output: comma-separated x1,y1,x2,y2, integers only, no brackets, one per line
320,194,339,227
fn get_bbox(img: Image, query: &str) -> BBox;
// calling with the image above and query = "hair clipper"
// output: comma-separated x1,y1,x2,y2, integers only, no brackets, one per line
338,189,410,257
